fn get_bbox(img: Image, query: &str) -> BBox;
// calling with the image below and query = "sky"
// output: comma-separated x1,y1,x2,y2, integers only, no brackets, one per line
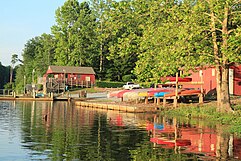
0,0,69,66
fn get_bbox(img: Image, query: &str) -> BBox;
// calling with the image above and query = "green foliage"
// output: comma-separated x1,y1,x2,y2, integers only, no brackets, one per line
15,34,56,90
4,82,13,89
122,74,135,82
102,0,141,81
52,0,98,67
96,81,124,88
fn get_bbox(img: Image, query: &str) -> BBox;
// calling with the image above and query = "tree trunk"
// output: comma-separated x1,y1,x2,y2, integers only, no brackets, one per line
211,5,232,112
99,20,103,78
10,66,13,84
215,65,222,111
220,67,232,112
218,6,232,113
216,66,232,112
210,11,222,111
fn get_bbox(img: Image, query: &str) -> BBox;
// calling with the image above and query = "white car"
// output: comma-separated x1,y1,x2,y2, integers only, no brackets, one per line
123,82,140,90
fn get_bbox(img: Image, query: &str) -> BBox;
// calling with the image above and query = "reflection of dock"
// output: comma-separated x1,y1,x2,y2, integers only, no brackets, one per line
0,97,54,101
0,96,88,102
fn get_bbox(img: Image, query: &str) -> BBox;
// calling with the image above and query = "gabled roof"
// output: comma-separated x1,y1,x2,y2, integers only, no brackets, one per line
46,65,95,75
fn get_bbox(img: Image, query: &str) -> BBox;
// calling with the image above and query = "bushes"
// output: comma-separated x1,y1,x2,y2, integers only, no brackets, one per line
96,81,124,88
122,74,135,82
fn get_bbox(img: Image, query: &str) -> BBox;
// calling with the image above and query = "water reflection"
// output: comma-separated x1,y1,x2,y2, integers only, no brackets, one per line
0,101,241,160
146,115,241,160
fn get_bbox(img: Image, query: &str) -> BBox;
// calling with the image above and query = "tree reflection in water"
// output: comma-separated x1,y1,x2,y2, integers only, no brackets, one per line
1,101,241,160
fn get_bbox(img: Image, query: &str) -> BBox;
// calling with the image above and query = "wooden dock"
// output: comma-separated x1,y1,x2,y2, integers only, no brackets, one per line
0,96,53,101
75,101,158,113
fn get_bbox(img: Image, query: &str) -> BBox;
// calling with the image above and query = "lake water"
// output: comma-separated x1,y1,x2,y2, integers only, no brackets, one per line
0,101,241,161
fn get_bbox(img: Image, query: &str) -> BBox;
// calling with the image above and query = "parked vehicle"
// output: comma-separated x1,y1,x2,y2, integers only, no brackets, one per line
123,82,140,90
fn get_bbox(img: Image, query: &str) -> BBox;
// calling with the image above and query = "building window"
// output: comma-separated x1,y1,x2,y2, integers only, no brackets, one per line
86,77,90,81
212,69,215,76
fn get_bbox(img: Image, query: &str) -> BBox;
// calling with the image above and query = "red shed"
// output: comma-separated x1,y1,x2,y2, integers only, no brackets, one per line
184,65,241,96
44,65,95,93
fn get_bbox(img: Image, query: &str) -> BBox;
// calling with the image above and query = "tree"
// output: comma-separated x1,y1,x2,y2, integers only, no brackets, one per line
10,54,18,86
15,34,56,91
201,0,241,112
34,33,56,75
101,0,147,81
52,0,98,67
134,0,178,83
90,0,114,79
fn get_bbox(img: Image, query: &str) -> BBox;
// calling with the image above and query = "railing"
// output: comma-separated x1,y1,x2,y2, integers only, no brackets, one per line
46,78,95,88
0,89,14,96
0,89,24,97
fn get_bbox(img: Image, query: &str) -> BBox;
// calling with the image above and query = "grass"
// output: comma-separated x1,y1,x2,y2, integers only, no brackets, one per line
161,102,241,134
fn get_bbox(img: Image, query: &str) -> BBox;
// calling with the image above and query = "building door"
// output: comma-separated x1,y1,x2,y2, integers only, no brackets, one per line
229,69,234,95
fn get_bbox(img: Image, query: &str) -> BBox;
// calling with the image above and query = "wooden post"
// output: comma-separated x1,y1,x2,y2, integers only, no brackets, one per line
145,96,148,104
199,70,204,104
174,73,179,108
157,98,160,105
50,92,53,99
163,98,166,107
136,98,138,104
33,91,36,98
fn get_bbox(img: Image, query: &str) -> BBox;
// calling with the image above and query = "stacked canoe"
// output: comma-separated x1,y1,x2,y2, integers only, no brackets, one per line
138,88,175,98
107,87,201,102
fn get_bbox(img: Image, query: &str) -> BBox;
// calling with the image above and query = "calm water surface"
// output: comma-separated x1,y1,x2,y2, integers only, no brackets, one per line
0,101,241,161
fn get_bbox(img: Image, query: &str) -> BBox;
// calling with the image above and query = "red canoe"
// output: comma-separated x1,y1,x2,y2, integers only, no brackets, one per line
161,76,192,82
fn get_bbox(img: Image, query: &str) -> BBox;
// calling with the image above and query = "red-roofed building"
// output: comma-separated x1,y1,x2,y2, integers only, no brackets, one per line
43,65,95,93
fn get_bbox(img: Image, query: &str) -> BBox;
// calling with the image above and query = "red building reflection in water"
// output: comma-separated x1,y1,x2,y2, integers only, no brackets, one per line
146,115,241,160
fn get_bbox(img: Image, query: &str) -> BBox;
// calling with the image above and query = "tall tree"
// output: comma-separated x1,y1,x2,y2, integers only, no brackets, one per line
102,0,147,81
35,33,56,75
52,0,98,67
15,34,56,91
202,0,241,112
10,54,18,85
90,0,113,79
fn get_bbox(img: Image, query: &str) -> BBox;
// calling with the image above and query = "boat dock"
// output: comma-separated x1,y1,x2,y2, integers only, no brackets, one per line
75,101,158,113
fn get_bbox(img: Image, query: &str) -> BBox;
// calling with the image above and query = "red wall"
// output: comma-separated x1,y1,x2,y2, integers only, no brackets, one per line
79,74,95,83
184,66,241,96
66,74,95,83
53,73,95,84
184,68,217,95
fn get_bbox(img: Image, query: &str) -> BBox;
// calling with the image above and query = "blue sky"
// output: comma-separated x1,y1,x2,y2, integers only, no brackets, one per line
0,0,73,66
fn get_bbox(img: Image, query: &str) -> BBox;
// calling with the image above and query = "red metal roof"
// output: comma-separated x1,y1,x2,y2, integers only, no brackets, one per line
46,65,95,75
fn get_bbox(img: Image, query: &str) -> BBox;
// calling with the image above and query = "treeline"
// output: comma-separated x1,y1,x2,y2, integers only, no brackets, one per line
7,0,241,109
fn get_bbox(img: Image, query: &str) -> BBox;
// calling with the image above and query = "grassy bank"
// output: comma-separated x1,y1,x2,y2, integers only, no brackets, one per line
161,102,241,134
